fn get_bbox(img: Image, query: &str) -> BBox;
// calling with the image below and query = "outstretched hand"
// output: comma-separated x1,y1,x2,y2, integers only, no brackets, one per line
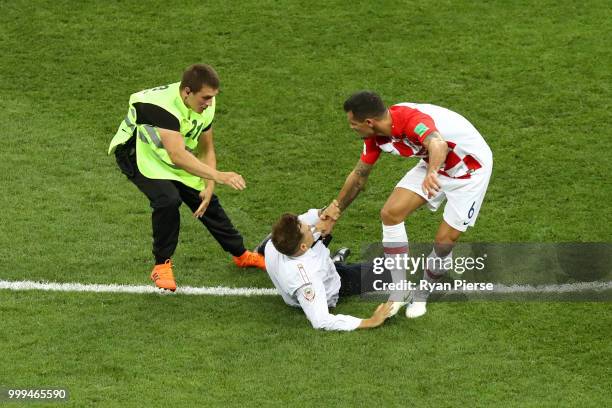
320,199,341,221
193,188,212,218
216,171,246,190
316,218,336,236
370,302,394,327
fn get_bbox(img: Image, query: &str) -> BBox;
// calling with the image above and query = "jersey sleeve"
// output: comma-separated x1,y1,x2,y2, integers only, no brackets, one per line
360,137,381,165
297,278,362,331
133,102,180,132
298,209,321,226
404,111,438,144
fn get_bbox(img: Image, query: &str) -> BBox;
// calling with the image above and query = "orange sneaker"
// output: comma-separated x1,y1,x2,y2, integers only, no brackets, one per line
150,259,177,291
233,250,266,270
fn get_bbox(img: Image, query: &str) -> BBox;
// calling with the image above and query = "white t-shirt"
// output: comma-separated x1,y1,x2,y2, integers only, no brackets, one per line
264,209,362,331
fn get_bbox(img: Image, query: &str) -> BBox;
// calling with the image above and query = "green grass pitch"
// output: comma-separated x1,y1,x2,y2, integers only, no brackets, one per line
1,0,611,406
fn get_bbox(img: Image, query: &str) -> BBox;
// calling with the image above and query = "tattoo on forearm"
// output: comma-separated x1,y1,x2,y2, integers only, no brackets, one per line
337,162,372,211
339,174,367,210
354,161,372,178
339,189,359,211
423,131,444,144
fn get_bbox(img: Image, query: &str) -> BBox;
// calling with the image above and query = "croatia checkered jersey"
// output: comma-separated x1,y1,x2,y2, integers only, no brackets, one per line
360,103,492,178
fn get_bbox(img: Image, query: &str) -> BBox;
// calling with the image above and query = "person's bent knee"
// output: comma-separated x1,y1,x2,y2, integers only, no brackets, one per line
151,193,182,210
380,207,404,225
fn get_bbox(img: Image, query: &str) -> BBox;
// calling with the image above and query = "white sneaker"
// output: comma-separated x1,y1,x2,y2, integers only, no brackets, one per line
405,301,427,318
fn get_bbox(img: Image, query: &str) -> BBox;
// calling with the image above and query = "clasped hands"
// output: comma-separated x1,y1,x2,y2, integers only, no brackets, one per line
316,199,341,236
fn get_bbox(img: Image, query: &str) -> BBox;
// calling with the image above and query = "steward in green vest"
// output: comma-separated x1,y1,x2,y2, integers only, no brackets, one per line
109,64,266,292
109,81,216,190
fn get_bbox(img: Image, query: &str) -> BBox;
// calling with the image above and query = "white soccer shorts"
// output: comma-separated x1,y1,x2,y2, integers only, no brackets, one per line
396,159,492,232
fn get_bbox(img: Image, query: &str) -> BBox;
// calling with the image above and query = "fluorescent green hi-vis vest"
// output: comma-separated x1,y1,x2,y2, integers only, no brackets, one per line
108,82,215,190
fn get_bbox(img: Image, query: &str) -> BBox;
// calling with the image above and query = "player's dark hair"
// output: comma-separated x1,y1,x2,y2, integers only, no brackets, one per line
180,64,220,92
271,213,303,256
343,91,387,121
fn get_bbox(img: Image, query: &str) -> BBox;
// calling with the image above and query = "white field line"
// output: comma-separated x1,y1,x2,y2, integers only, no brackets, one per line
480,281,612,293
0,279,611,297
0,280,277,296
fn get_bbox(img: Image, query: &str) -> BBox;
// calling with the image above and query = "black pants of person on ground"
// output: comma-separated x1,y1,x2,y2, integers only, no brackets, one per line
335,262,364,297
114,137,247,264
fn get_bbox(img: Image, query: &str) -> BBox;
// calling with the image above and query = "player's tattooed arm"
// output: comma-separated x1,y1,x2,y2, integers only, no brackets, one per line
422,131,449,172
422,130,445,147
336,160,373,212
421,131,448,198
354,160,373,177
318,161,372,235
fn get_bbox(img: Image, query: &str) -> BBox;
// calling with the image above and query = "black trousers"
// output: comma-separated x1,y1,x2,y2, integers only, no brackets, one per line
335,262,363,297
336,261,395,299
115,139,246,264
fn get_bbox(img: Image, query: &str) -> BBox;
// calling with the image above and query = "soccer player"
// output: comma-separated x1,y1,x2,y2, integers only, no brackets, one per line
320,91,493,318
108,64,265,292
264,207,393,331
